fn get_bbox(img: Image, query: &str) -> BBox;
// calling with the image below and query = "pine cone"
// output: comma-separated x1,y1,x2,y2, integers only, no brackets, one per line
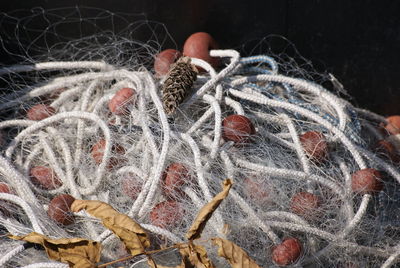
162,57,198,115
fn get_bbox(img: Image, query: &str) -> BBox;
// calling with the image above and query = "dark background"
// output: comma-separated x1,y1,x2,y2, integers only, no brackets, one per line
0,0,399,115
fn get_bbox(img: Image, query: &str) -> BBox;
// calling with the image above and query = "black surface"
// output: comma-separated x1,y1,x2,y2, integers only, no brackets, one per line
1,0,399,115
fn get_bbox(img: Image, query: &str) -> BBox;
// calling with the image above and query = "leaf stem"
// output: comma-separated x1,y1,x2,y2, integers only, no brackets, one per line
96,245,179,268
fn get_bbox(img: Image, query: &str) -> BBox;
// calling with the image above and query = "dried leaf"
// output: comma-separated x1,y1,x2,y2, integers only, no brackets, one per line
211,238,261,268
186,179,232,240
178,243,215,268
9,232,100,268
221,224,231,236
71,199,150,256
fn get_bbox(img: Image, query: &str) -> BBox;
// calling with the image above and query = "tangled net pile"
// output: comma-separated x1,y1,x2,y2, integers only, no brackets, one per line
0,8,399,268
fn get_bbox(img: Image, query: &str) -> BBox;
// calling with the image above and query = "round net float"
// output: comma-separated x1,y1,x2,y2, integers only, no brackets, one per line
91,138,126,170
183,32,220,69
351,168,384,194
29,166,62,190
150,200,184,229
45,87,67,101
290,191,321,219
47,194,75,225
154,49,182,77
222,114,256,144
161,162,192,200
384,115,400,135
243,177,272,207
91,139,108,165
108,87,137,115
299,131,328,162
121,173,142,200
271,237,302,266
374,139,400,163
0,182,11,194
0,183,12,216
26,104,56,121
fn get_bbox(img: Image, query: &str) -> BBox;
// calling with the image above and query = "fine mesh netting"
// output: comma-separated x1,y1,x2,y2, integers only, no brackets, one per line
0,8,400,268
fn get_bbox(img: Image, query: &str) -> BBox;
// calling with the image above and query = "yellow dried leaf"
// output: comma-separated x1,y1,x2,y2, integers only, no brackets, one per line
178,243,215,268
9,232,100,268
211,238,261,268
186,179,232,240
71,199,150,256
221,224,231,236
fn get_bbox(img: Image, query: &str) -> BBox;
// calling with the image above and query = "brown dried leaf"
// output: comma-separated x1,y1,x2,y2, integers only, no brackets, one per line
8,232,100,268
178,243,215,268
71,199,150,256
221,224,231,236
186,179,232,240
211,238,261,268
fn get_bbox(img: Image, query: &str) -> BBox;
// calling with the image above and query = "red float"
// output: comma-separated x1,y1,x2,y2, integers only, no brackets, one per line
272,238,302,266
121,174,142,200
299,131,328,162
222,114,255,144
290,191,321,219
150,200,183,229
162,163,191,200
30,166,62,190
48,194,75,225
384,115,400,135
351,168,384,194
183,32,220,70
0,182,13,216
154,49,182,76
108,87,137,115
27,104,56,121
374,139,400,163
91,139,125,169
243,178,272,206
0,182,11,194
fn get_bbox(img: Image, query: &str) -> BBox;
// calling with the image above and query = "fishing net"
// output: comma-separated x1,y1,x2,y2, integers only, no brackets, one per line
0,7,399,268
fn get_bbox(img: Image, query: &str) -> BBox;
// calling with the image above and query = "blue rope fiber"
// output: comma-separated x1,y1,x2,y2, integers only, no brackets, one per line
239,55,365,145
239,55,279,74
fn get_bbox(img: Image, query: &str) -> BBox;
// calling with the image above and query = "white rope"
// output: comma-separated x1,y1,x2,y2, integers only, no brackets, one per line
0,61,113,76
0,244,25,267
0,156,38,204
0,49,398,267
229,88,367,169
0,193,43,234
20,263,69,268
381,245,400,268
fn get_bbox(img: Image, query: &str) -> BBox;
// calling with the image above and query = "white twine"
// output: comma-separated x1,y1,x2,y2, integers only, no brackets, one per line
0,193,43,234
20,263,69,268
0,244,26,267
0,49,398,267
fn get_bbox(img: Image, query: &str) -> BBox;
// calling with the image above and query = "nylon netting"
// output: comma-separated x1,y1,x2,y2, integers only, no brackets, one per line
0,7,399,268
